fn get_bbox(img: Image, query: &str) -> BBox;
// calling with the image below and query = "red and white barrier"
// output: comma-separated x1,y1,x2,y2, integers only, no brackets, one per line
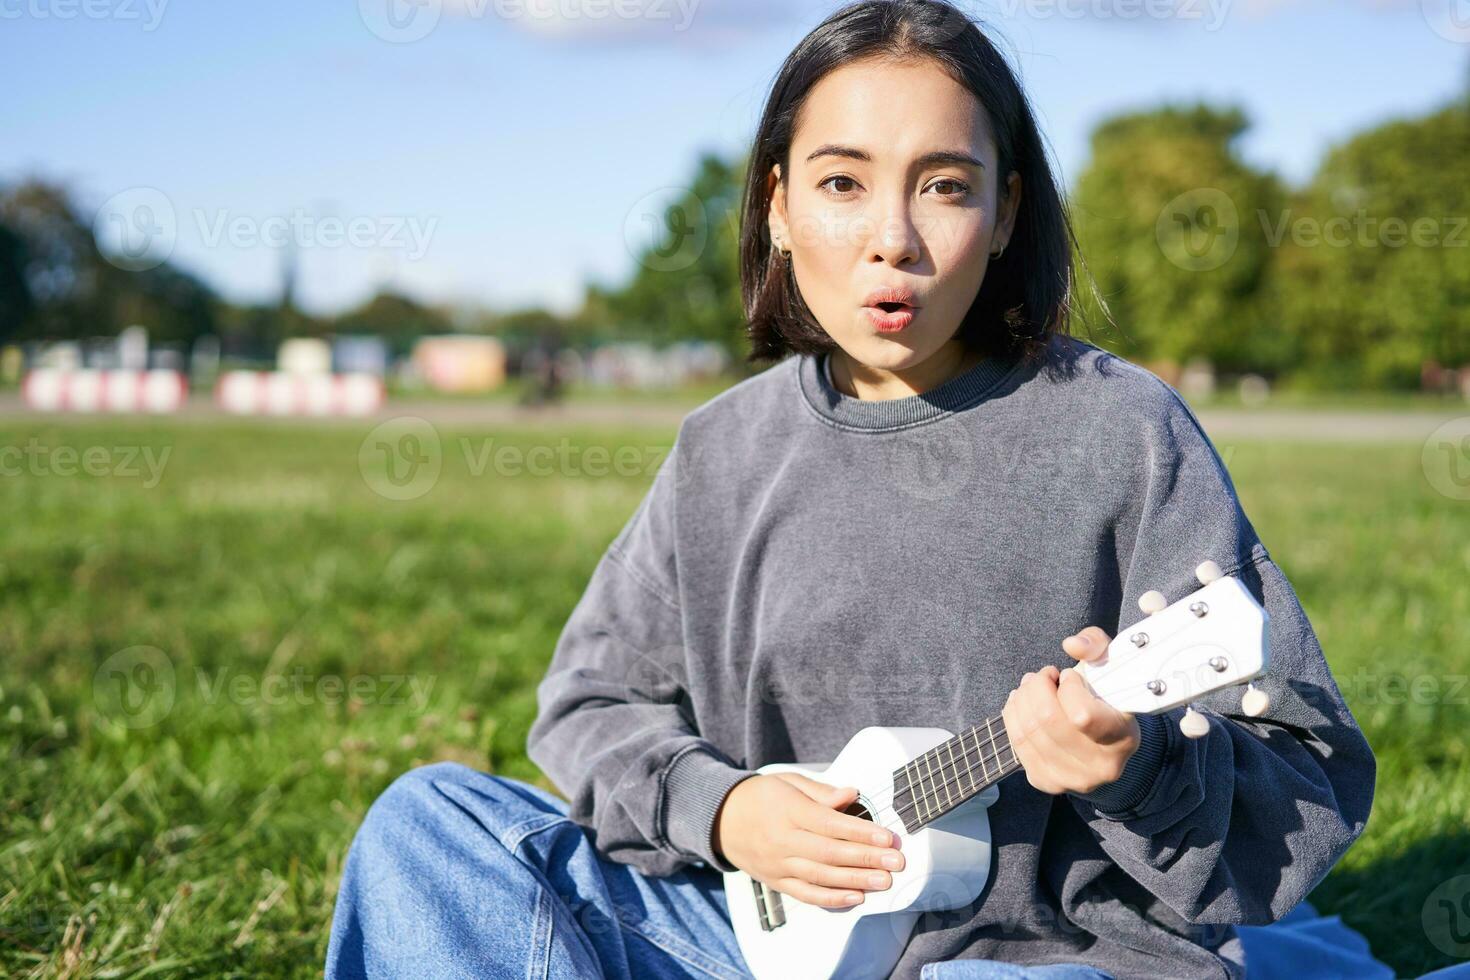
22,369,188,413
215,371,384,417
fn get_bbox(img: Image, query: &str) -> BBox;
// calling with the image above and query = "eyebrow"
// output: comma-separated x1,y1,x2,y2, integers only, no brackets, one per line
803,144,986,171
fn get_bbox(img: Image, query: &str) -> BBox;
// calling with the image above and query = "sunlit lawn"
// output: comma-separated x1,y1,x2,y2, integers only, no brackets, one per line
1,416,1466,977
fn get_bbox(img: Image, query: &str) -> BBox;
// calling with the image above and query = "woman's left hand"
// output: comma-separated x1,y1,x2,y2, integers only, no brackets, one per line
1000,626,1140,796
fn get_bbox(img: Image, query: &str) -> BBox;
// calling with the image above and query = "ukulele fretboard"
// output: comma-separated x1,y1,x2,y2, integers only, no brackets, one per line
890,715,1021,833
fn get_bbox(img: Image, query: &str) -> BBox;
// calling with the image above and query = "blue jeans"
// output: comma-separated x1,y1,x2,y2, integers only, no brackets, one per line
328,764,1406,979
326,763,1110,979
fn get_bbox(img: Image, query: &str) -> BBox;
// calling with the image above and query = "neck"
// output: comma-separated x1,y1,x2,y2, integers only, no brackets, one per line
831,340,982,401
890,713,1022,833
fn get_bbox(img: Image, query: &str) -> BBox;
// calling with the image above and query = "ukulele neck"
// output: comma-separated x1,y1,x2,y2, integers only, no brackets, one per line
890,715,1021,833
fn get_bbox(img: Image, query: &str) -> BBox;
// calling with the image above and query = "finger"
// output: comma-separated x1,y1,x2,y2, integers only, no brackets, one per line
1062,626,1112,664
1018,668,1058,695
776,772,859,810
783,857,892,893
1008,671,1057,754
1028,713,1096,788
1019,671,1134,793
1056,667,1113,741
1002,695,1064,795
791,795,898,848
789,828,905,872
1057,667,1133,744
1003,686,1054,771
1001,695,1034,774
1009,675,1092,792
1015,678,1093,783
773,876,864,909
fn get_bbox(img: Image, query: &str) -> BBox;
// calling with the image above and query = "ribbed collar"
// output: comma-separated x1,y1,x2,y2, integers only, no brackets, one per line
797,348,1025,431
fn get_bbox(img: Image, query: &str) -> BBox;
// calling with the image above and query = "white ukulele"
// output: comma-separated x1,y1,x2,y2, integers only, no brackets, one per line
725,560,1271,980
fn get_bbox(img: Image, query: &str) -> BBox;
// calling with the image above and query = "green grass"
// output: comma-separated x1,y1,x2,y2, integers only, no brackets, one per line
1,420,1467,977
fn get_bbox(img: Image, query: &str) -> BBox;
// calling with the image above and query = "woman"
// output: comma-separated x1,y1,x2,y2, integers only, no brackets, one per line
326,2,1384,977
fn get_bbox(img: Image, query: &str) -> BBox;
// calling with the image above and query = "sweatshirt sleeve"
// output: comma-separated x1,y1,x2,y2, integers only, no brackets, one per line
525,428,757,877
1067,372,1376,927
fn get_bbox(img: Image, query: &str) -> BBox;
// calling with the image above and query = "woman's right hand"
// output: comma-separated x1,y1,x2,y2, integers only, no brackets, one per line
711,772,905,908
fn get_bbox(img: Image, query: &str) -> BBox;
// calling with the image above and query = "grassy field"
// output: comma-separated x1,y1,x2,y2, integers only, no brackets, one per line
1,416,1467,977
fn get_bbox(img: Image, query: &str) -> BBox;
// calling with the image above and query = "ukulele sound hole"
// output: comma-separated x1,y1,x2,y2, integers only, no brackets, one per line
843,800,873,822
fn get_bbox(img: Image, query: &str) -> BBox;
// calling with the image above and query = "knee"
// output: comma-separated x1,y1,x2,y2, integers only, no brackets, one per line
353,764,561,854
353,763,478,852
375,761,479,809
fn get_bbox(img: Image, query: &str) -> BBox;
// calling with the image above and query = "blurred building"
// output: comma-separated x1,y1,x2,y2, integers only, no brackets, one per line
33,341,81,371
411,335,506,393
581,340,730,388
332,334,389,377
277,338,332,375
118,325,148,370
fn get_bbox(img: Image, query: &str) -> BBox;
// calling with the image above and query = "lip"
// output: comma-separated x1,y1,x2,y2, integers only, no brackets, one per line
862,286,920,309
862,286,921,332
864,306,917,332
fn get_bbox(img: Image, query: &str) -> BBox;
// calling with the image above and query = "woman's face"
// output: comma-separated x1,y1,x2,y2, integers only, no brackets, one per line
768,56,1021,375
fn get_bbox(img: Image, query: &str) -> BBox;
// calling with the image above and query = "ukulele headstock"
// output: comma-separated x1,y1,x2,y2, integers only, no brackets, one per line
1075,560,1270,737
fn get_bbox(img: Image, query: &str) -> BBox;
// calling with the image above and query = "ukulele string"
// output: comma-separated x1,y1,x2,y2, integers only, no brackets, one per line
858,728,1012,811
860,730,1018,833
862,657,1178,817
806,647,1230,834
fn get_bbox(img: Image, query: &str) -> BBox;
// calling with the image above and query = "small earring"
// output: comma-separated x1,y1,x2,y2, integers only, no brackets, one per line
990,243,1006,260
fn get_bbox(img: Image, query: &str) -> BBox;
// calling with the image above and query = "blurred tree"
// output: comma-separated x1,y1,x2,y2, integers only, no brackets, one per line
568,284,621,347
1071,104,1287,375
0,180,118,343
115,263,219,349
0,221,33,345
481,306,568,356
600,153,750,361
216,302,289,362
331,290,453,358
1270,97,1470,389
0,179,217,350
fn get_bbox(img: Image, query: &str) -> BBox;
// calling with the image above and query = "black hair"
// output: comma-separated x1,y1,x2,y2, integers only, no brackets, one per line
739,0,1090,367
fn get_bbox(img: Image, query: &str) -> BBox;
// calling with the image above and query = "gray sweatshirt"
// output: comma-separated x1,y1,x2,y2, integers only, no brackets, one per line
526,335,1375,979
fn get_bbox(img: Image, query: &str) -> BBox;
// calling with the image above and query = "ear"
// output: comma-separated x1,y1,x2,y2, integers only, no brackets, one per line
766,163,790,250
993,170,1022,254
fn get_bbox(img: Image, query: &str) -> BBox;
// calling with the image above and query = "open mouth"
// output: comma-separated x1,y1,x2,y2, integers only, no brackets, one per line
874,302,910,313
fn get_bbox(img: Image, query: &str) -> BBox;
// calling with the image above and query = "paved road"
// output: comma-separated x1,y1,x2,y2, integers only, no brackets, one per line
0,392,1462,442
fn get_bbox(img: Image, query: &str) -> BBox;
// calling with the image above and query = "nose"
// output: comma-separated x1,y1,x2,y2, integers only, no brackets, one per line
867,196,922,267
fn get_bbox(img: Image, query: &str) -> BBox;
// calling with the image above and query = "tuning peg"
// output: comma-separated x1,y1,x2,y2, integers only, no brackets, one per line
1195,560,1223,585
1180,706,1210,738
1138,590,1168,615
1241,683,1270,717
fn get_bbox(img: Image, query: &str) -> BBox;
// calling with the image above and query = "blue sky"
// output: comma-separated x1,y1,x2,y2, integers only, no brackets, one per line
3,0,1466,317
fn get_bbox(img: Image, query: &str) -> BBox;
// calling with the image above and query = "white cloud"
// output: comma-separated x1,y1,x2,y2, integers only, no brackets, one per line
440,0,812,47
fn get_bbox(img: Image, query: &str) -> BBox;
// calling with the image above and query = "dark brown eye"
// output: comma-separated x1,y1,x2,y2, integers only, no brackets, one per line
820,175,858,195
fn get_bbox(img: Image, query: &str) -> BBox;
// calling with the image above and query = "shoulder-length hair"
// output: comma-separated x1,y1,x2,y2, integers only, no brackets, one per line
739,0,1088,367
